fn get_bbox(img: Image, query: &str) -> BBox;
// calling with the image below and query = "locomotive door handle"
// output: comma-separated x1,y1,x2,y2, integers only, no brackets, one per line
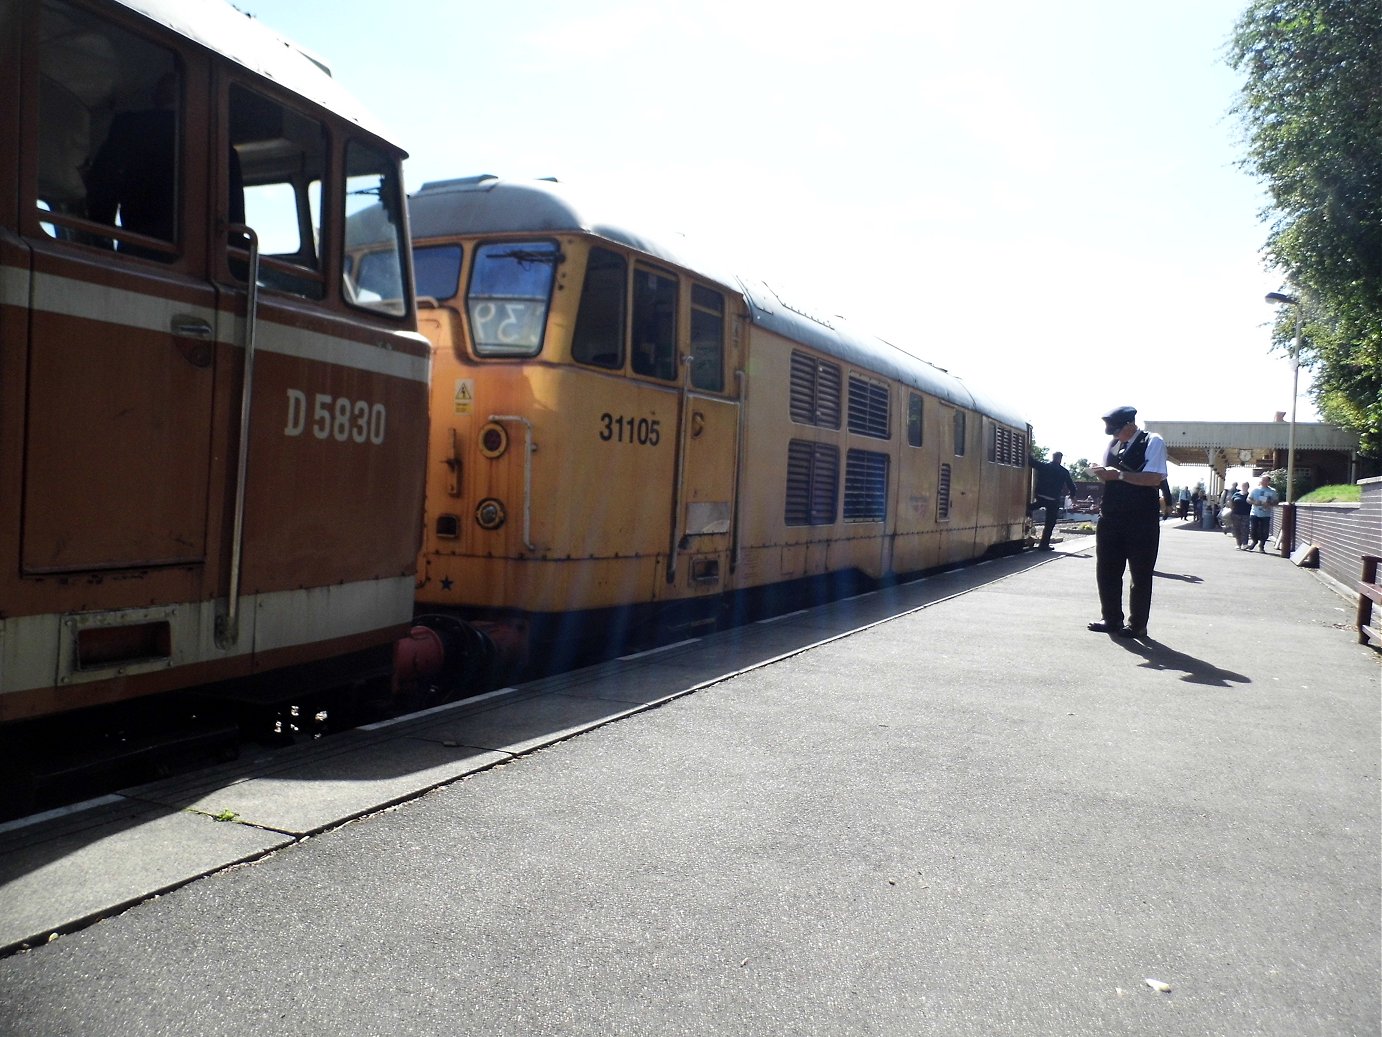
171,316,213,337
444,427,462,497
170,316,214,367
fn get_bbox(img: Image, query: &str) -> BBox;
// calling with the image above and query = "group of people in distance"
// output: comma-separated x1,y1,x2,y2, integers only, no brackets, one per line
1222,475,1281,553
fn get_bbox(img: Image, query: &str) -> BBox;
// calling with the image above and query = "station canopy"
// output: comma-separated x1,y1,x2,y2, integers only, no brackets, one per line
1145,420,1360,483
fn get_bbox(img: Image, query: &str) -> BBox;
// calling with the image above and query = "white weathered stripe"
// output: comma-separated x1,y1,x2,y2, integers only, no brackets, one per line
0,263,29,308
0,575,415,696
3,265,429,384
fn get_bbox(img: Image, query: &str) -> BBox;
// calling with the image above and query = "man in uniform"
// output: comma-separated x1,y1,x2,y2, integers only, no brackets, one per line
1030,451,1078,550
1086,405,1168,639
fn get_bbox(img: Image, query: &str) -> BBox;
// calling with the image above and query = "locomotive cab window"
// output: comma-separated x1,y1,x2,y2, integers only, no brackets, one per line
35,0,182,262
953,410,967,456
410,244,463,303
341,140,409,316
690,285,725,392
468,240,560,356
632,267,678,381
230,84,327,299
572,247,627,369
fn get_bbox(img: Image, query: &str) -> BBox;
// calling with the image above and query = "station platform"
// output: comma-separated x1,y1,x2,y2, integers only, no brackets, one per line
1,523,1378,1035
0,556,1048,954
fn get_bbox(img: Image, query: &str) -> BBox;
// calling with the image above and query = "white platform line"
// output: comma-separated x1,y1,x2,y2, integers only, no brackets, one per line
0,795,125,835
618,638,700,661
358,686,519,730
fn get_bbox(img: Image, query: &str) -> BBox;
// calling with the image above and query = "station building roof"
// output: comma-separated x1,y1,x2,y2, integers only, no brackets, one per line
1145,420,1360,468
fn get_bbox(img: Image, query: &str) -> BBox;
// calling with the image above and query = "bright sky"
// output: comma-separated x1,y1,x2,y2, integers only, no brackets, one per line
246,0,1311,486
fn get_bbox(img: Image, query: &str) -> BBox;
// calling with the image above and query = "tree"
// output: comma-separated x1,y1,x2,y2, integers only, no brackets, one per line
1035,447,1096,481
1228,1,1382,457
1067,457,1095,482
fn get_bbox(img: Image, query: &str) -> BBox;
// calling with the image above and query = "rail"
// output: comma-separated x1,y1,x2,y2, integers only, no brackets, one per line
667,355,693,584
219,225,260,649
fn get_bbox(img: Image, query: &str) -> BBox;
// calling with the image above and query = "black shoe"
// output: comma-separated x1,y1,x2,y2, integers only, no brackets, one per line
1087,620,1122,633
1116,625,1148,639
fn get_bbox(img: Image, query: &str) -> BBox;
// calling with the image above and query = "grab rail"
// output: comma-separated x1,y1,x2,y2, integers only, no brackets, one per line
219,225,260,648
488,415,536,552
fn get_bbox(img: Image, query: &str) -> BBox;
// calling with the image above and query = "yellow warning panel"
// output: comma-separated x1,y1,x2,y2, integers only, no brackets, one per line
454,378,474,414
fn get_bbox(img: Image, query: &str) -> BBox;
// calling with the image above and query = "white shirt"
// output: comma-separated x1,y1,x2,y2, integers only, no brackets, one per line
1106,430,1168,477
1248,485,1279,517
1139,432,1169,477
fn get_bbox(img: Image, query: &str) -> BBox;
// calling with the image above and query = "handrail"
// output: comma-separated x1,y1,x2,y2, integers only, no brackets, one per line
488,415,536,552
219,224,260,648
730,368,747,572
1357,554,1381,648
666,354,694,584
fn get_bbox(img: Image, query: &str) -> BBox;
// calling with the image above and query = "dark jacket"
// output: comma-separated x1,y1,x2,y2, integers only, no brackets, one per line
1030,458,1077,503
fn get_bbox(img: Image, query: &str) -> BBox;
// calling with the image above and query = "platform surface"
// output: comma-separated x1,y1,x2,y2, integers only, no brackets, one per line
1,524,1378,1036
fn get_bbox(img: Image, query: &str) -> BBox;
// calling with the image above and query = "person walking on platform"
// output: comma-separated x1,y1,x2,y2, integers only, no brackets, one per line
1030,450,1078,550
1229,480,1252,549
1246,474,1280,553
1086,405,1168,639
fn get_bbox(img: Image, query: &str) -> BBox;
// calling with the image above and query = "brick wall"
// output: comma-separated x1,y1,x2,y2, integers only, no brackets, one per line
1290,477,1382,597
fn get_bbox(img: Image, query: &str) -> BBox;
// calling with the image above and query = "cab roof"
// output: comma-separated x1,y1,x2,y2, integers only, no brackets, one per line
409,176,1028,430
113,0,402,147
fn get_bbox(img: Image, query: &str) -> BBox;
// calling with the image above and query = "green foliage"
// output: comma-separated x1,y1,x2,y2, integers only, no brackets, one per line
1067,457,1094,482
1228,0,1382,457
1030,444,1050,463
1264,464,1315,499
1265,467,1289,498
1299,482,1361,502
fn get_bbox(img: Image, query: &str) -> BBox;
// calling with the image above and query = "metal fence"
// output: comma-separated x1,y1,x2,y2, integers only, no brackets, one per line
1288,477,1382,604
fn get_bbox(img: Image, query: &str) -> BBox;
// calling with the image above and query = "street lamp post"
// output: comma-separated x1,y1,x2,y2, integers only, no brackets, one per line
1265,291,1302,502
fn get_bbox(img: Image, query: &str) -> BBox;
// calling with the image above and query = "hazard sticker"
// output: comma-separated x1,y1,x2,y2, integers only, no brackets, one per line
453,378,474,415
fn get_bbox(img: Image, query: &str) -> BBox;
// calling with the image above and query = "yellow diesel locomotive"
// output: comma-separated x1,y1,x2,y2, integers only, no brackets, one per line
379,176,1031,682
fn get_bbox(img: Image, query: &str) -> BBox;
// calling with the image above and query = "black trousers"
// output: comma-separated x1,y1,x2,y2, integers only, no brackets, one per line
1037,497,1060,546
1095,512,1161,629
